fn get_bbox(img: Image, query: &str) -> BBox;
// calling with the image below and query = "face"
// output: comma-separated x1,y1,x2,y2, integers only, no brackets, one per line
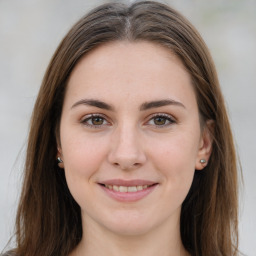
58,41,212,236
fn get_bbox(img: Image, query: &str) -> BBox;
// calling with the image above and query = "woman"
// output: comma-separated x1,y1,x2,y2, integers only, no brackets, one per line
2,1,240,256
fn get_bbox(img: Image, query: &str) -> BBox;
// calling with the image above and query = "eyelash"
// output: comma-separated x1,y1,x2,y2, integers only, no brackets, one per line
80,114,110,128
146,113,176,128
80,113,176,129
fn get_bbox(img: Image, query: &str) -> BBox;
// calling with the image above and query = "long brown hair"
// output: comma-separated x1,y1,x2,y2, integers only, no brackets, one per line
12,1,239,256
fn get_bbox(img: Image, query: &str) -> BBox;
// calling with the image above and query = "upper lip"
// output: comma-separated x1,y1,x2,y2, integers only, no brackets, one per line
99,179,157,186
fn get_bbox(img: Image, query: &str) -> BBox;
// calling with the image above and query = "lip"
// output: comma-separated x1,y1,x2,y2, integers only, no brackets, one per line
98,179,159,202
99,179,156,186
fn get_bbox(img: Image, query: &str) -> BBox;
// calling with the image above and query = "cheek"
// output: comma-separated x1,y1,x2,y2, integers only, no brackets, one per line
61,130,107,173
149,131,200,189
153,131,199,164
153,143,196,209
60,135,108,199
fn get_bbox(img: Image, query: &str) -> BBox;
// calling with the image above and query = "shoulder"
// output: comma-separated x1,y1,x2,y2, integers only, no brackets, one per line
0,251,17,256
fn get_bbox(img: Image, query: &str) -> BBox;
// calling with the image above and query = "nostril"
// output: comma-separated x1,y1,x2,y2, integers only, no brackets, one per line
113,162,141,170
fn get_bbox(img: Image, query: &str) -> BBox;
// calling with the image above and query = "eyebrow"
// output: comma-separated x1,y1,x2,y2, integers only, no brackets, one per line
71,98,185,111
71,99,114,111
139,99,185,111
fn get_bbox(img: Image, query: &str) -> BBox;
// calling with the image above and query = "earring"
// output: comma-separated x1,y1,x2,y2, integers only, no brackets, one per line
57,157,64,168
200,159,207,164
57,157,63,163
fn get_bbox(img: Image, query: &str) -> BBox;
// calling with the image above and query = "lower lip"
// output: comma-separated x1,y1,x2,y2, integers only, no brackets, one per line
100,184,158,202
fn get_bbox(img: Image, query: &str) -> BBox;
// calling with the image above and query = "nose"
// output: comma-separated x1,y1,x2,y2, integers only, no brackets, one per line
107,124,146,170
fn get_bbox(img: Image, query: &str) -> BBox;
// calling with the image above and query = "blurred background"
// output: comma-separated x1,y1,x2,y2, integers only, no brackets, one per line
0,0,255,254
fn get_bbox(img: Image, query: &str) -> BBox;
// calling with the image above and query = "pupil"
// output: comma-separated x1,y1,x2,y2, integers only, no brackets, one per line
92,117,103,125
154,117,165,125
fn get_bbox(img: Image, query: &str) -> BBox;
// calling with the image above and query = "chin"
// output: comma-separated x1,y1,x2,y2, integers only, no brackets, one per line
104,221,154,237
94,209,167,237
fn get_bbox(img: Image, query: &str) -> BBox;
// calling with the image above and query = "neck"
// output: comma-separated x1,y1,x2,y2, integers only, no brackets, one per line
71,213,189,256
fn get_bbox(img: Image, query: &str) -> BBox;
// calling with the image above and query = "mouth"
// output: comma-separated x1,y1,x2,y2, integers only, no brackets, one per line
98,180,158,202
100,183,156,193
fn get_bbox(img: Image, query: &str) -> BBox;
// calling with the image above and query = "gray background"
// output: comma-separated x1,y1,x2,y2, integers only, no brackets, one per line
0,0,255,255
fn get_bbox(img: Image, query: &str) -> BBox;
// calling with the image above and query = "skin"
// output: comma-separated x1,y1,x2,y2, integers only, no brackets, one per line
58,41,212,256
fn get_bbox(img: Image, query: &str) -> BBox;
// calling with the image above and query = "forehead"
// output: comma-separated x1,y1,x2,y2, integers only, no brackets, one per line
71,40,187,78
64,41,196,109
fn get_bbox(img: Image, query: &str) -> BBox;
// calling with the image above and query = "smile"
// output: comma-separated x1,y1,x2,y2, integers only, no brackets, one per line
99,180,158,202
104,184,152,193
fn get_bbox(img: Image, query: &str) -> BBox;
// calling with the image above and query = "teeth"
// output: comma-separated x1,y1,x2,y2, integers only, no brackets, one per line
127,186,137,192
105,184,151,192
119,186,128,192
137,185,143,191
113,185,119,191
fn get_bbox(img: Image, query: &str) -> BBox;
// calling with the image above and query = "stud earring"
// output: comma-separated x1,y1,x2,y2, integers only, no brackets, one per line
57,157,64,168
200,159,207,164
57,157,63,163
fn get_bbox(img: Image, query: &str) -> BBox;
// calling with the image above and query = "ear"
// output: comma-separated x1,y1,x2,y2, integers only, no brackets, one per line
56,145,64,169
195,120,214,170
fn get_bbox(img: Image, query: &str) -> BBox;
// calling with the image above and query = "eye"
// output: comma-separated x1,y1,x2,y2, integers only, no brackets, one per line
146,113,175,127
81,114,110,128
